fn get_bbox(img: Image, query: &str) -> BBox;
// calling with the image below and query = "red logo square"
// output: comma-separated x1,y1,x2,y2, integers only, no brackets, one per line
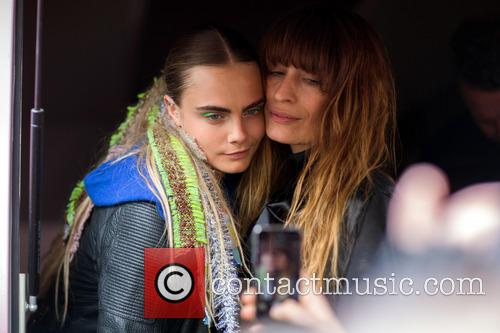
144,248,205,318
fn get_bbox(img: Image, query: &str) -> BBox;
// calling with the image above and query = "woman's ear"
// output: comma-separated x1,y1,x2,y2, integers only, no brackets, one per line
164,95,182,127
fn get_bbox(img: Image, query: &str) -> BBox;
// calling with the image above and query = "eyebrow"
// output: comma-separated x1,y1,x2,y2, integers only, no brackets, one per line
196,97,265,113
243,98,265,111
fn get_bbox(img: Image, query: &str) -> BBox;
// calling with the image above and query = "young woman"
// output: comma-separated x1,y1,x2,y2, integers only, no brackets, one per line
30,27,266,333
239,3,397,313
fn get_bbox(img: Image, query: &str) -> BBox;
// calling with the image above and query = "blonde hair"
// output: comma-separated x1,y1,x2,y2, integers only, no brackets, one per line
40,26,257,326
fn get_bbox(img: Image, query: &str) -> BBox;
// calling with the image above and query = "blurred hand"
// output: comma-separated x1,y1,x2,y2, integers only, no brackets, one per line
269,292,345,333
240,286,345,333
388,163,500,253
240,288,257,322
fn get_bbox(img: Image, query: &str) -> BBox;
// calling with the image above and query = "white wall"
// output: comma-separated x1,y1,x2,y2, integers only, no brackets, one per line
0,0,15,332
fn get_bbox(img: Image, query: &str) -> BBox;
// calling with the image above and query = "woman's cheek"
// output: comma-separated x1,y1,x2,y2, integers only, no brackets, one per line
248,115,266,142
196,131,218,156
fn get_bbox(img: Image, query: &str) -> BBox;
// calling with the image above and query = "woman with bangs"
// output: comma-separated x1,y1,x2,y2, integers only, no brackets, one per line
240,4,396,326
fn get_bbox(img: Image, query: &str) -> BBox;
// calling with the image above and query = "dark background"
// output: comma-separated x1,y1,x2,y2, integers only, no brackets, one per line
19,0,500,270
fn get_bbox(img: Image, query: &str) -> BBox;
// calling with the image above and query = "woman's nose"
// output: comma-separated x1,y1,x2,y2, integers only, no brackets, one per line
228,118,248,144
272,75,296,103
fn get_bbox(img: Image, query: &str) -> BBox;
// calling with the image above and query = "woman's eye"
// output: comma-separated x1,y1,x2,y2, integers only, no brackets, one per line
201,112,225,121
244,105,264,116
268,70,284,77
303,78,321,86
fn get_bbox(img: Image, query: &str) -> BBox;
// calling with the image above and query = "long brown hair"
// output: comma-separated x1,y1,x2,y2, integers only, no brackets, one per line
40,26,259,325
239,5,397,280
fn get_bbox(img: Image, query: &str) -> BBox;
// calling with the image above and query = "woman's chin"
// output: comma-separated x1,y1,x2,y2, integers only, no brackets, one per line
267,128,308,147
266,127,294,145
213,160,250,174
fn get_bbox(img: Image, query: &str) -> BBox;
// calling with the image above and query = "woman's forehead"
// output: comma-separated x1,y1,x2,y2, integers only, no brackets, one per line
179,63,263,107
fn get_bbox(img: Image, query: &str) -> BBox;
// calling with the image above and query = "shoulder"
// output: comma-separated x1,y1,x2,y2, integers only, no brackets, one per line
92,201,163,228
90,201,167,253
361,171,394,222
368,171,395,200
346,171,394,235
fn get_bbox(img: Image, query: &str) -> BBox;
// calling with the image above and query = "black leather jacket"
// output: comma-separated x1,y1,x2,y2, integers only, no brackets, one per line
30,153,392,332
249,151,394,292
29,202,209,333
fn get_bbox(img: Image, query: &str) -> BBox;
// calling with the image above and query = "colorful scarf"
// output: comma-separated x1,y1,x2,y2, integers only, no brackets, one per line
63,92,241,332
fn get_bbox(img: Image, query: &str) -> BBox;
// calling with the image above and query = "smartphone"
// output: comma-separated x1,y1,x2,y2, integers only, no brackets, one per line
250,224,301,317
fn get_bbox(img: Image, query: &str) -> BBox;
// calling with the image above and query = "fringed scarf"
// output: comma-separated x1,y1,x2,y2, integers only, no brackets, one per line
63,93,241,332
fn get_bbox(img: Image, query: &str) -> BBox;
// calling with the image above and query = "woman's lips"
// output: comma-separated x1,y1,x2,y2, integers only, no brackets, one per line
269,110,300,124
224,149,249,160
